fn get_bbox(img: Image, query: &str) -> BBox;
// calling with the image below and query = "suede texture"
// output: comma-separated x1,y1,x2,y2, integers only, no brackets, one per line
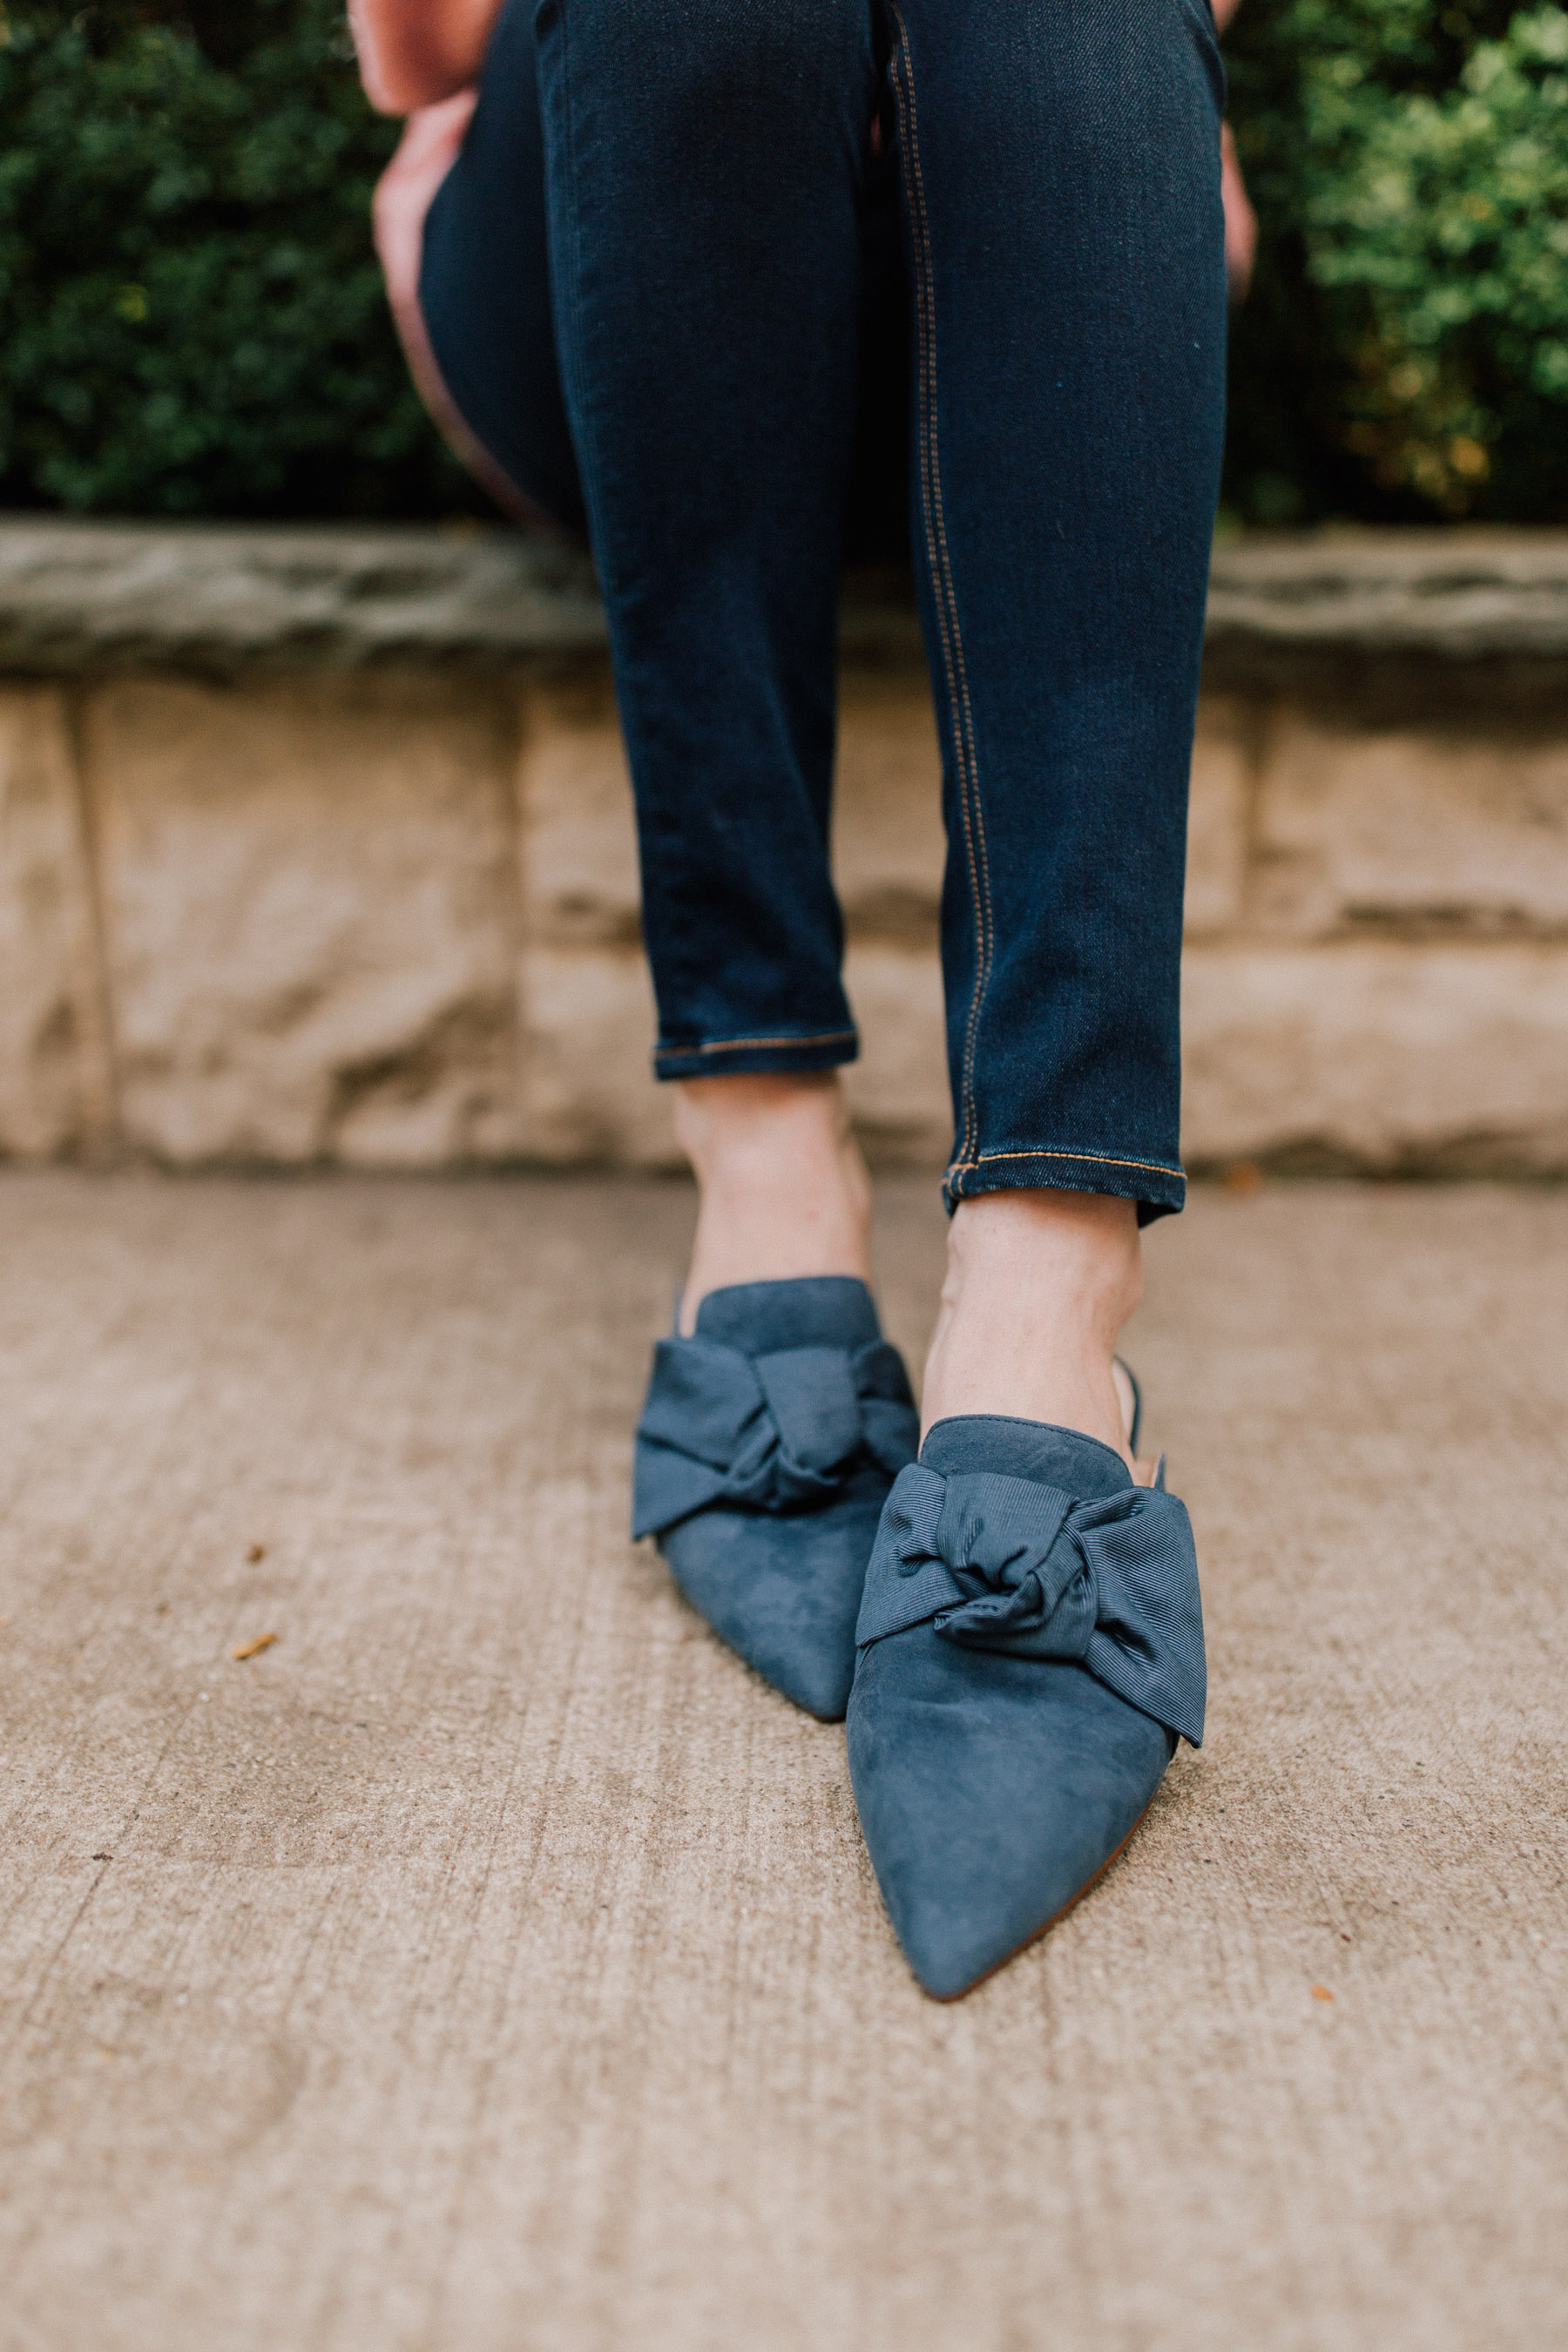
848,1415,1195,1999
635,1278,917,1720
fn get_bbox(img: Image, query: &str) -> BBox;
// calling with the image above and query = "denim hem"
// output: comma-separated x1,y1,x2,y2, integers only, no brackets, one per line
943,1148,1186,1223
652,1030,860,1082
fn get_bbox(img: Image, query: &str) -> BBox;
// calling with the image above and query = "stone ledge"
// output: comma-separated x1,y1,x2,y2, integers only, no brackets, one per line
1182,941,1568,1175
0,519,933,679
2,521,1565,1175
1206,529,1568,660
0,518,606,677
3,516,1567,679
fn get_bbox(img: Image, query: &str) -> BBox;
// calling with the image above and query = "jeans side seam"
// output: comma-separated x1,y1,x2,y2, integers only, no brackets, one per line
900,37,995,1137
890,10,983,1162
544,4,613,577
888,4,991,1172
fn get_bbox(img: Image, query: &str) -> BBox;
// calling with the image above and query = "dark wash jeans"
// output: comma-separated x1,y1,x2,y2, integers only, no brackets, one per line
419,0,1227,1217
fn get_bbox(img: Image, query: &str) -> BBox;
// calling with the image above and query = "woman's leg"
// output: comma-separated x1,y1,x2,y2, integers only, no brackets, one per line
886,0,1227,1455
413,0,1222,1457
846,2,1223,2000
672,1072,873,1329
533,0,887,1323
375,0,585,531
657,87,909,1330
532,0,878,1087
391,0,906,1334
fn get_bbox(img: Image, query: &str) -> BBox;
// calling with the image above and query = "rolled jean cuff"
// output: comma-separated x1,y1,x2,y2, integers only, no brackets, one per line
943,1146,1186,1225
652,1028,860,1083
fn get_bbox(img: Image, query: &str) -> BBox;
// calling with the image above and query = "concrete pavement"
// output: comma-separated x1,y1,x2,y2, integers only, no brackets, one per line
2,1170,1565,2351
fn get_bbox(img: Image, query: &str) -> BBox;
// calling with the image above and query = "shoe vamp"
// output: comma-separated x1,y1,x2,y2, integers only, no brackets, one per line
848,1631,1174,1964
661,1479,889,1713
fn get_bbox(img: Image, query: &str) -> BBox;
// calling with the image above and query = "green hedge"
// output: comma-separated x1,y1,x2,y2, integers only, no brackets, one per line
0,0,466,516
1,0,1565,523
1225,0,1568,523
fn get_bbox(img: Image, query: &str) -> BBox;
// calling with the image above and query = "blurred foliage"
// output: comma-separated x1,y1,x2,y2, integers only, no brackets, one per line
1224,0,1568,523
0,0,1564,521
0,0,473,515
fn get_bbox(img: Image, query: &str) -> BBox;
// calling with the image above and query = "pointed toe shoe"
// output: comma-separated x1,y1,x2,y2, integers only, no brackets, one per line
847,1412,1206,1997
632,1276,919,1720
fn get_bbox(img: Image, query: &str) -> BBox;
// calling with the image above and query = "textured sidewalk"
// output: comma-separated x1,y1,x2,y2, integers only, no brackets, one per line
2,1170,1565,2352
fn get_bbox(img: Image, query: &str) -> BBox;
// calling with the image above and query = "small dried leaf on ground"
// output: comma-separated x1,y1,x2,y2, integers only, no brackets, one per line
1225,1161,1264,1196
1311,1984,1335,2002
231,1632,279,1661
246,1543,267,1563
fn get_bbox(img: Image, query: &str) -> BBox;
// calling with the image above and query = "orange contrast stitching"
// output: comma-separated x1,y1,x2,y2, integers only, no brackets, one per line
888,6,990,1170
948,1148,1187,1180
658,1030,859,1057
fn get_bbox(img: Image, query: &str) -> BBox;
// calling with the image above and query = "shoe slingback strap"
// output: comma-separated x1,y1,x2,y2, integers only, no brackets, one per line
855,1464,1206,1748
632,1338,919,1539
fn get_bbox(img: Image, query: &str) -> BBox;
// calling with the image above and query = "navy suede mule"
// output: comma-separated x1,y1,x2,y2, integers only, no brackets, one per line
632,1277,919,1720
847,1412,1206,1998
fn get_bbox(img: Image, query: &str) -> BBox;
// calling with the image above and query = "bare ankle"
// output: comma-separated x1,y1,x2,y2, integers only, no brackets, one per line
674,1074,873,1331
674,1071,853,1177
939,1189,1142,1328
921,1189,1145,1466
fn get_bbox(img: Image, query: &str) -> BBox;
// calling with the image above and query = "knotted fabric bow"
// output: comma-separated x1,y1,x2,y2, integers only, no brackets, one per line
855,1463,1206,1747
632,1338,919,1540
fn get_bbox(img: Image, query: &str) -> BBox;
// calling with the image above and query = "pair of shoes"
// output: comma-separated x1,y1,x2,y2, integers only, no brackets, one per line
632,1277,1206,1997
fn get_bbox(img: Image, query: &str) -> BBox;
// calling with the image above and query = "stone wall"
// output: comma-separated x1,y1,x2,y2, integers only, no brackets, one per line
3,518,1566,1175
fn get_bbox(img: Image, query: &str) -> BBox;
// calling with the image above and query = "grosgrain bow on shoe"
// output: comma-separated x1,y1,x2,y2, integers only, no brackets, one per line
630,1278,920,1721
632,1336,920,1540
855,1462,1206,1747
